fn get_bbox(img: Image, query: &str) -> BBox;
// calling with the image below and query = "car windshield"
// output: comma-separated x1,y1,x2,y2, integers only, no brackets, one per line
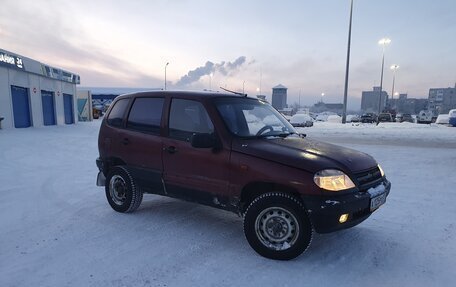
214,97,296,138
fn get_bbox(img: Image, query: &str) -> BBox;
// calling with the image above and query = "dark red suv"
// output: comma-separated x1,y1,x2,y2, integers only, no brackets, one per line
96,91,391,260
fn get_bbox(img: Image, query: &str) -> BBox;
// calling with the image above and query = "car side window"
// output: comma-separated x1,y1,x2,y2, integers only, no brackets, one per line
127,97,164,134
169,99,214,141
106,99,129,127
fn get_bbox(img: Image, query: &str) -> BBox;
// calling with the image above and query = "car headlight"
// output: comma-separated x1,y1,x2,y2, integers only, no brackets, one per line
378,164,385,177
314,169,355,191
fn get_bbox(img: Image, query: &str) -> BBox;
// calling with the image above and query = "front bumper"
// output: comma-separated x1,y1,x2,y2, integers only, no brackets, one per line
302,179,391,233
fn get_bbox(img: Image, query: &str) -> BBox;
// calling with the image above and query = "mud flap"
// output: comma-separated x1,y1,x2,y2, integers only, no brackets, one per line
96,171,106,186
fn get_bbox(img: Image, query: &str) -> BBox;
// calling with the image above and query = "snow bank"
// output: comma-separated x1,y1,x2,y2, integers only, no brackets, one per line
298,121,456,148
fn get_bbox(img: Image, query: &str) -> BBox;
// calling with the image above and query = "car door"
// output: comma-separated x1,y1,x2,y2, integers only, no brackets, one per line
162,98,231,207
117,97,165,194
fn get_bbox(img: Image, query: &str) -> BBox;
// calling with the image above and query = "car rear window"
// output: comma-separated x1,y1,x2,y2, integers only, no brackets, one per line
127,97,164,134
106,99,129,127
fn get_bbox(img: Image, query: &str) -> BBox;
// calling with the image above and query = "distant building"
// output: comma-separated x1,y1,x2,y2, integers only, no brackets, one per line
310,102,343,114
361,86,388,113
271,84,287,110
428,84,456,114
389,94,428,115
0,48,80,129
83,87,161,112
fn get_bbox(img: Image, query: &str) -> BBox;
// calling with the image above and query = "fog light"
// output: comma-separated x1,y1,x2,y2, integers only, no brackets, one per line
339,214,349,223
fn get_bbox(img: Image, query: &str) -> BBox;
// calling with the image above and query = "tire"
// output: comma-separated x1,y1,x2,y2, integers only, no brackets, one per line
243,192,312,260
105,166,143,213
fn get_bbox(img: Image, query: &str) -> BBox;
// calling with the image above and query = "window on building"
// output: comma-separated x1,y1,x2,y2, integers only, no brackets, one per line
127,97,164,134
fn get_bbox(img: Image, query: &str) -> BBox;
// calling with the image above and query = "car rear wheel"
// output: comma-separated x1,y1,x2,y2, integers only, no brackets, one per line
105,166,143,213
243,192,312,260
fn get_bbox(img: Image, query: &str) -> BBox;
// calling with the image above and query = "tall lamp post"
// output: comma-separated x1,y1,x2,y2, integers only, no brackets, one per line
390,64,399,106
164,62,169,90
342,0,354,124
321,92,325,103
377,38,391,115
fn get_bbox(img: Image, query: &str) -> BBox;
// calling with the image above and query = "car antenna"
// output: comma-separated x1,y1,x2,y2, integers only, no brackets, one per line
220,86,247,97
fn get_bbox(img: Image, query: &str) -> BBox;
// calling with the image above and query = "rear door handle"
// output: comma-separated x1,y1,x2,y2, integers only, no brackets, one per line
164,146,177,154
122,138,130,145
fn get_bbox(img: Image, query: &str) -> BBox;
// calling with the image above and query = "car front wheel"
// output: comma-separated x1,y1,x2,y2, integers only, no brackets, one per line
105,166,143,213
243,192,312,260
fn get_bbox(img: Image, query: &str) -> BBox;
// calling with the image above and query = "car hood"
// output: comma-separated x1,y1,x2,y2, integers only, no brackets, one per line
232,136,377,174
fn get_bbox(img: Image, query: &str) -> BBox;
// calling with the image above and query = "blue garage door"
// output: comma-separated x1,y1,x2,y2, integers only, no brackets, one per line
41,90,56,126
11,86,31,128
63,94,74,124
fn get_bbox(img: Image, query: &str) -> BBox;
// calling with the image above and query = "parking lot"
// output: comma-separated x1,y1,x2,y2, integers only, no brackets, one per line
1,121,455,287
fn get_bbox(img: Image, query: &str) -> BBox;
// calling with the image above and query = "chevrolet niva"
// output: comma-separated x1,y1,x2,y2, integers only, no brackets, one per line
96,91,391,260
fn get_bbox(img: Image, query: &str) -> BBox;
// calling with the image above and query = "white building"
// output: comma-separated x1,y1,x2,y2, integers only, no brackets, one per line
271,84,287,110
0,48,80,128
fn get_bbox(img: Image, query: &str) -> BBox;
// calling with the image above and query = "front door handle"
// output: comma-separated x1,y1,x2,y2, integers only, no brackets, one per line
164,146,177,154
122,138,130,145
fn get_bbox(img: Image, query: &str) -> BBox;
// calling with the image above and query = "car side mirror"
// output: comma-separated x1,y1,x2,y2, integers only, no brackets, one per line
190,133,216,148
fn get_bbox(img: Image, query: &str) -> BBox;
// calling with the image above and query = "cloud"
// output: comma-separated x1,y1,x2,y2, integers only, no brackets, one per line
0,0,162,87
175,56,247,87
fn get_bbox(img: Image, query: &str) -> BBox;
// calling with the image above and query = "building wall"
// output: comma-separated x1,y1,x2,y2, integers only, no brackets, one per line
0,66,77,128
0,66,12,128
390,97,428,114
272,88,287,110
77,90,93,121
428,86,456,114
361,87,388,113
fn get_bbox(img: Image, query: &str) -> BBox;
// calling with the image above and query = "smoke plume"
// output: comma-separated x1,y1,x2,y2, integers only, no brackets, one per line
176,56,246,86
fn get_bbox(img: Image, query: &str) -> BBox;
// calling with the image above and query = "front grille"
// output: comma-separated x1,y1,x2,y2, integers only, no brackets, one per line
354,167,382,191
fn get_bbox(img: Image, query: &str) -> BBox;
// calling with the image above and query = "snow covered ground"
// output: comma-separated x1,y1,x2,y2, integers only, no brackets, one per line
299,121,456,148
1,121,455,287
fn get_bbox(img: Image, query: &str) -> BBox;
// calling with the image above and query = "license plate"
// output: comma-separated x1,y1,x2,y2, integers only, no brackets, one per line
370,192,387,211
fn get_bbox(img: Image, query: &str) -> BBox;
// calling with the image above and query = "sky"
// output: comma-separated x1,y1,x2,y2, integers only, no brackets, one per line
1,0,455,109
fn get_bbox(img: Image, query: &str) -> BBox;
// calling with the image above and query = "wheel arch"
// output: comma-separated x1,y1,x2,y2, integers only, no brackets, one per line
239,181,303,213
102,157,127,175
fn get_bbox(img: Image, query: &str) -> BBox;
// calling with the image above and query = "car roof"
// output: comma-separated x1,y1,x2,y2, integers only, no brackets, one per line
114,90,254,101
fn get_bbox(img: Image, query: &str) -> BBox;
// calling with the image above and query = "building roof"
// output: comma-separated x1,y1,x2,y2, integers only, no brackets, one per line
0,48,80,84
80,87,162,95
272,84,287,89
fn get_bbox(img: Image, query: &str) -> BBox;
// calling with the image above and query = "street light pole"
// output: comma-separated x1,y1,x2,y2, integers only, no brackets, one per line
342,0,354,124
299,89,301,108
321,92,325,103
377,38,391,115
390,64,399,104
164,62,169,90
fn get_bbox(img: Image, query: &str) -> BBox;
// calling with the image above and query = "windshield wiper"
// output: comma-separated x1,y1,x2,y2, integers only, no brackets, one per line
256,132,295,139
276,132,295,138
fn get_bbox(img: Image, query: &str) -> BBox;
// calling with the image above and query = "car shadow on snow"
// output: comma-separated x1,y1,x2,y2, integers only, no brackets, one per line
127,195,405,265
